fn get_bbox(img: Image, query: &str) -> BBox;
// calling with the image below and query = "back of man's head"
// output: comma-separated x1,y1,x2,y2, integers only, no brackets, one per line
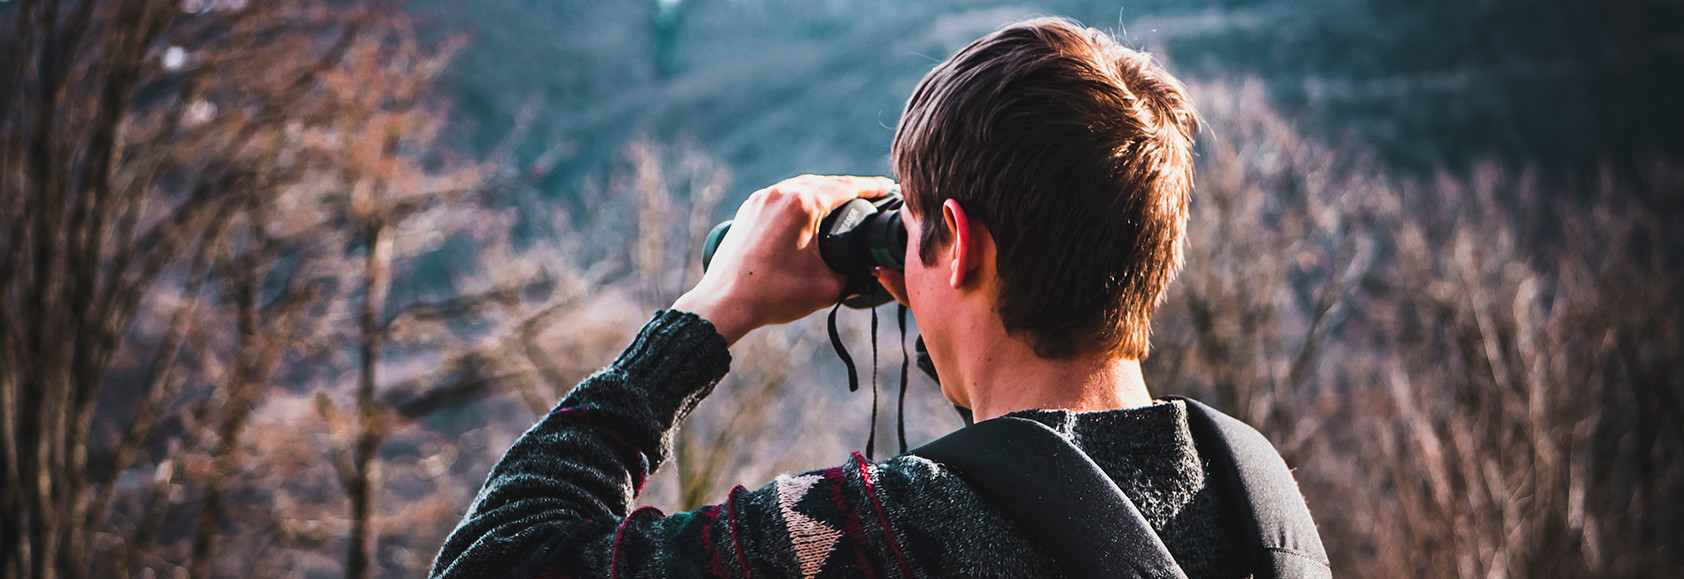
893,17,1199,360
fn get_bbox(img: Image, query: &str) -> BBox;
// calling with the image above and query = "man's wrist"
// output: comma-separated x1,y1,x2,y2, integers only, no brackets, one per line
671,290,752,346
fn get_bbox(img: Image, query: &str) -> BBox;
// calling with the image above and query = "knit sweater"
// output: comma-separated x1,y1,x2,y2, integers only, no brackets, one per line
430,310,1246,579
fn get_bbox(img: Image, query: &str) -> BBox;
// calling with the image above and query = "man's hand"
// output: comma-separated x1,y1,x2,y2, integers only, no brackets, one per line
673,175,897,345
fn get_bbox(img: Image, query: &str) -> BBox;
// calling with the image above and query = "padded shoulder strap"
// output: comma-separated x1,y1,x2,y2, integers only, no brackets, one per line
1171,397,1332,579
909,417,1188,579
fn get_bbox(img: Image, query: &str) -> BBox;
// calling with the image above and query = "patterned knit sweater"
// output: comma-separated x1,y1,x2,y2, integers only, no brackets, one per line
430,310,1247,579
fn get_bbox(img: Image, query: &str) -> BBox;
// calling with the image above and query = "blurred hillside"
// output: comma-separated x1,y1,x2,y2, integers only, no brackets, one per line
415,0,1684,202
4,1,1681,577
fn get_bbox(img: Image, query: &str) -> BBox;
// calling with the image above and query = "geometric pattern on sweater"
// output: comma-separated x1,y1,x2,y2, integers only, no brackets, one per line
776,474,843,577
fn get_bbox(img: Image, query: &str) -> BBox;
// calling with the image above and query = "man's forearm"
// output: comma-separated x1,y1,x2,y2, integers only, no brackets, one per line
429,310,731,578
671,292,754,346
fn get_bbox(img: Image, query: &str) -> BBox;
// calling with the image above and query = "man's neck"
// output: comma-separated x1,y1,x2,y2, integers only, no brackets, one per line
939,318,1153,422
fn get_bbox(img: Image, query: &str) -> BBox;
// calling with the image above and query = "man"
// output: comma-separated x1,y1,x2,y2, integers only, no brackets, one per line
432,17,1305,578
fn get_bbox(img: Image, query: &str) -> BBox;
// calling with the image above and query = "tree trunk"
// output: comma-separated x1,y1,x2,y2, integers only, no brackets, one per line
347,217,392,579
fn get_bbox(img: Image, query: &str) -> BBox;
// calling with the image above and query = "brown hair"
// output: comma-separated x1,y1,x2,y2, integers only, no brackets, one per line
892,17,1199,359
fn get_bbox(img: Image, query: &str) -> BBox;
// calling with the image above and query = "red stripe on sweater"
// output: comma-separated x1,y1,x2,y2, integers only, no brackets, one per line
609,513,632,579
854,453,915,579
821,466,880,579
610,507,666,579
727,486,754,579
697,505,730,577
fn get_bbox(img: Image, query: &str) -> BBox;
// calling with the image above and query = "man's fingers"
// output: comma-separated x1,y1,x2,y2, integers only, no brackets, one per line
864,176,898,199
852,175,899,199
795,175,898,210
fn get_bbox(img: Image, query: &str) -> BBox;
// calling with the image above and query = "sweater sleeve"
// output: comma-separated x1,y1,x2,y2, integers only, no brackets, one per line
428,310,924,579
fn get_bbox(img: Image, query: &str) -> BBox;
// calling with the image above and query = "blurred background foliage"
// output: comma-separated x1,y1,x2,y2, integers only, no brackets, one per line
2,0,1681,577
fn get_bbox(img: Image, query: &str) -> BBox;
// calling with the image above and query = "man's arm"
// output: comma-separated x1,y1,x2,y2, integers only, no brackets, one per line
429,309,936,579
430,176,902,578
428,309,732,577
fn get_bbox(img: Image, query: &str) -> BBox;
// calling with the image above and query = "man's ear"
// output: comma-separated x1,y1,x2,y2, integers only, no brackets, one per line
942,199,984,289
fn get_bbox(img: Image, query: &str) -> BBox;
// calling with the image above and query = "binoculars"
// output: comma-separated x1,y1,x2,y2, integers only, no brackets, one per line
701,191,908,308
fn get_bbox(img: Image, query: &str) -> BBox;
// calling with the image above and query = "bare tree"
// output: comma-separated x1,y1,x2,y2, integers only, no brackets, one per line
0,1,531,577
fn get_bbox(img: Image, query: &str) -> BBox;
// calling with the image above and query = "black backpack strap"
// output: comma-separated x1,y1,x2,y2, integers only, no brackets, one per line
1171,397,1331,579
909,417,1188,579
